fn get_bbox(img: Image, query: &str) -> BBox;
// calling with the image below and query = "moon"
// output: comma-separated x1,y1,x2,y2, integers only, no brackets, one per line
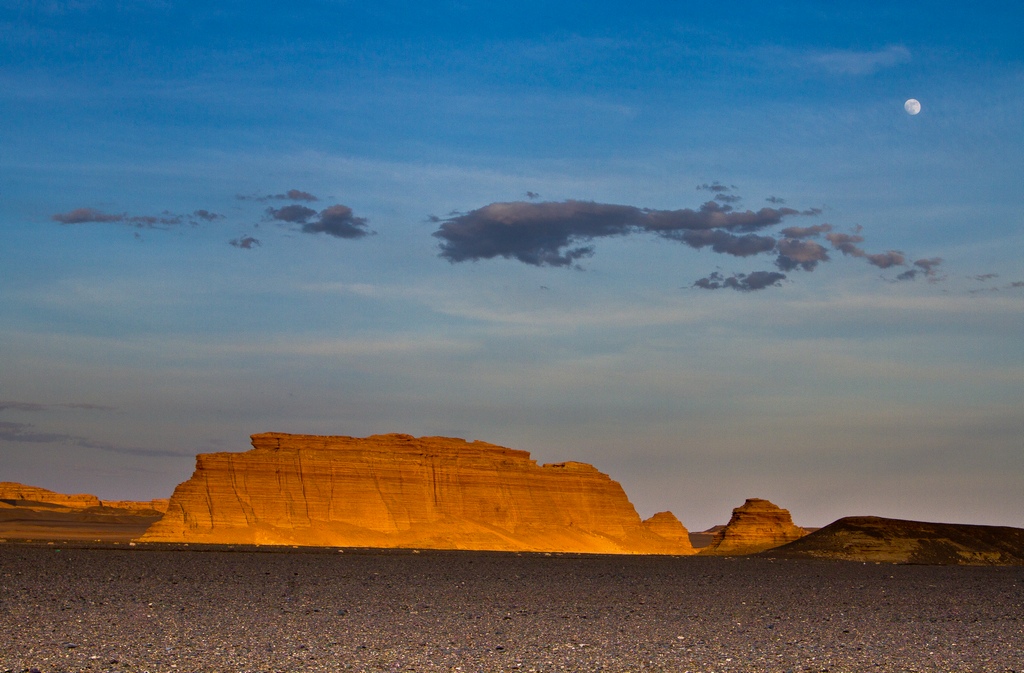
904,98,921,115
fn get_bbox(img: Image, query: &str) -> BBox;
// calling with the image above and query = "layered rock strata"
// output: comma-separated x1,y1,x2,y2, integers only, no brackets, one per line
699,498,807,555
140,432,695,554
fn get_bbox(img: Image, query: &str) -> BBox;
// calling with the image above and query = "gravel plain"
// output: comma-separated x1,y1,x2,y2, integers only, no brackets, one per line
1,543,1022,672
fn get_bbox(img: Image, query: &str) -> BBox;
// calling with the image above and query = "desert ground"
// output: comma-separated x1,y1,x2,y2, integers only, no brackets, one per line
1,543,1022,672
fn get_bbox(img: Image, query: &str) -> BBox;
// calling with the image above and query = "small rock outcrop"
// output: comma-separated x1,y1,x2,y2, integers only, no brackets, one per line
140,432,696,555
699,498,807,555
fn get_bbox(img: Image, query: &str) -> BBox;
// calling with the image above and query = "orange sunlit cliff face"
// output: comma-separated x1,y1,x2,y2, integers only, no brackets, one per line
139,432,696,554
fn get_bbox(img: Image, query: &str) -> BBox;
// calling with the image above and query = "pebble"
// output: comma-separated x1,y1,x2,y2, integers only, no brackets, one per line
0,545,1021,671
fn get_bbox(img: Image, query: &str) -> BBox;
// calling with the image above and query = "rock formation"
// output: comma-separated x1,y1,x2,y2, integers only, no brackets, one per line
0,482,169,514
766,516,1024,565
140,432,696,554
699,498,807,555
0,481,101,509
0,482,168,542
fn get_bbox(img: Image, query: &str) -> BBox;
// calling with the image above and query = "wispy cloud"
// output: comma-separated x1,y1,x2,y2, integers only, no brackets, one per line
53,208,223,228
826,230,906,269
807,45,911,75
0,421,190,457
0,400,115,412
237,189,319,202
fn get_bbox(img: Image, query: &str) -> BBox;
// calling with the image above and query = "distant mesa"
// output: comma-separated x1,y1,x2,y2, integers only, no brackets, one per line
699,498,808,556
0,481,168,514
765,516,1024,566
139,432,696,555
0,481,168,542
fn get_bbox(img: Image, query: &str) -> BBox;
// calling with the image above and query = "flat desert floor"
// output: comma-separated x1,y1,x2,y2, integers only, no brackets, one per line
1,544,1022,672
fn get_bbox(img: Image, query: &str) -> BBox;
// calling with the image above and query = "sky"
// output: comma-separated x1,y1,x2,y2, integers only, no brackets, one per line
1,1,1022,531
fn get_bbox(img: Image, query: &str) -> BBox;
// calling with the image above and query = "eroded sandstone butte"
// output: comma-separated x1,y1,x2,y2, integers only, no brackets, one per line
140,432,696,554
699,498,807,555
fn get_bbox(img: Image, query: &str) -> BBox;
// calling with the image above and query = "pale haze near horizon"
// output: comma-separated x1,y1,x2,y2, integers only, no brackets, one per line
0,1,1021,531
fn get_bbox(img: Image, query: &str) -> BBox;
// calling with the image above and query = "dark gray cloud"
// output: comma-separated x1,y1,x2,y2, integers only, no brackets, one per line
766,196,786,204
715,193,742,204
433,199,821,268
780,223,832,239
192,209,223,221
678,229,777,257
52,208,124,224
53,208,223,229
229,236,261,249
693,271,787,292
826,231,905,269
237,189,319,202
301,205,372,239
0,400,114,412
775,238,830,271
1010,281,1024,288
526,191,540,199
0,421,190,457
973,273,999,282
267,204,318,223
896,257,944,282
267,203,372,239
697,182,735,193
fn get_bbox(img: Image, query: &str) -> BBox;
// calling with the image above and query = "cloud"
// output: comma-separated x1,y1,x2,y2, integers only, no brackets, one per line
302,205,372,239
0,400,115,412
973,273,999,282
780,223,832,239
192,209,223,221
52,208,124,224
766,196,786,204
693,271,787,292
678,229,777,257
229,236,261,249
0,421,189,457
826,231,905,269
433,199,822,269
53,208,223,229
896,257,944,282
267,203,372,239
267,204,318,223
809,45,911,75
775,238,830,271
526,191,540,199
237,189,319,202
697,182,735,193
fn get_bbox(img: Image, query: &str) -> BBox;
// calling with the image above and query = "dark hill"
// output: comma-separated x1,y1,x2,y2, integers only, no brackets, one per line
763,516,1024,565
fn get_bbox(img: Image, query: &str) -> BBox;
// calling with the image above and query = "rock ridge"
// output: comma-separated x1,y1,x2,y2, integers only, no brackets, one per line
140,432,696,554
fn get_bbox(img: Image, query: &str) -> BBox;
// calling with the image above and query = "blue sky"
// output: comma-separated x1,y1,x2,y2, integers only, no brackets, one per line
1,1,1021,530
